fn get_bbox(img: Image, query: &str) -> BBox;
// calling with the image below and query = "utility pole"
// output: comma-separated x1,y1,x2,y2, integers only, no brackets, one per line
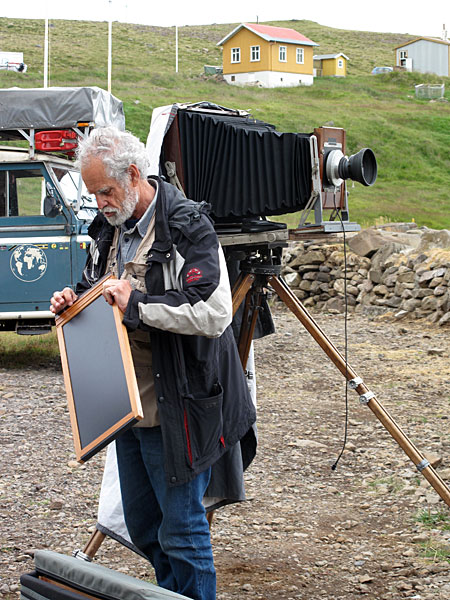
175,25,179,73
44,17,49,88
108,0,113,93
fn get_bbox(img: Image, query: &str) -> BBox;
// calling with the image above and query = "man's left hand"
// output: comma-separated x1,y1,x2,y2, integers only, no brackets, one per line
102,279,133,313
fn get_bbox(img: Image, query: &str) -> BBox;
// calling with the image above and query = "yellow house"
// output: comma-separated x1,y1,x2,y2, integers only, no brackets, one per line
217,23,319,87
313,53,349,77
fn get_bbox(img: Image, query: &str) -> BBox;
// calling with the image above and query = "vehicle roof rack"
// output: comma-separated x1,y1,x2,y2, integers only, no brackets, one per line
0,87,125,159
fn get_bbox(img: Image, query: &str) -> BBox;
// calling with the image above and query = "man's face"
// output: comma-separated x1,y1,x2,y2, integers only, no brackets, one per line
82,157,138,226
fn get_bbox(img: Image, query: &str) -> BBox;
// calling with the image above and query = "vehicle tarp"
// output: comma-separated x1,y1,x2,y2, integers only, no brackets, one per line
0,86,125,131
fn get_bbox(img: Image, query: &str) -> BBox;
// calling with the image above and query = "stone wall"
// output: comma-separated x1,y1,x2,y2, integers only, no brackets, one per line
281,225,450,326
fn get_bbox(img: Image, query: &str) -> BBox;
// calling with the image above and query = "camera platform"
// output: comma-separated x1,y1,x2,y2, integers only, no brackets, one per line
217,227,289,249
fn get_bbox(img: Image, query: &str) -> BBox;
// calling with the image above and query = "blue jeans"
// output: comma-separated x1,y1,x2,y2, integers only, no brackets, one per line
115,426,216,600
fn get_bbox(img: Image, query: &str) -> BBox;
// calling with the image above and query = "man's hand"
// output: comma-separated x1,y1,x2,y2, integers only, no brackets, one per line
50,288,78,314
102,279,132,313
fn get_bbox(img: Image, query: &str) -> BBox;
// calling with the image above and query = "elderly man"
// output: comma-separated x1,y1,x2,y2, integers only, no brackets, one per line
50,126,256,600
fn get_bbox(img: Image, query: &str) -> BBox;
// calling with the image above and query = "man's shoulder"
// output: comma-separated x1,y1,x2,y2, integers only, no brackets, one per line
159,180,213,233
159,179,195,211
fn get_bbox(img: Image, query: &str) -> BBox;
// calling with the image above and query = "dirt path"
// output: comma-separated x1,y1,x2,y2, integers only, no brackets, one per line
1,306,449,599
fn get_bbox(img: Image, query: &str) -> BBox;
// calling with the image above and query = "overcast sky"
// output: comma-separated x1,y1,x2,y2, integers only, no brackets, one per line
1,0,449,38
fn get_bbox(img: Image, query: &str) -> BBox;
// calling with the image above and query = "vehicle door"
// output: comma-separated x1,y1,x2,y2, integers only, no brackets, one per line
0,162,82,316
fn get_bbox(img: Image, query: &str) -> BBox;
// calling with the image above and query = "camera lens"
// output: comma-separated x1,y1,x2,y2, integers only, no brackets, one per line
338,148,377,186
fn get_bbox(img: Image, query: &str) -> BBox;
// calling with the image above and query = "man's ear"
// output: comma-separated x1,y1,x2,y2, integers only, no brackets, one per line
128,164,141,187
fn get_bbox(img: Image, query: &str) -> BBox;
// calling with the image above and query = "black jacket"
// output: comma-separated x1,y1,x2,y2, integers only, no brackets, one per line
77,179,256,486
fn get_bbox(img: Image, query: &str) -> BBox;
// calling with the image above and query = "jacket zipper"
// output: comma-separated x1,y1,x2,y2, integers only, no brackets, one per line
184,409,193,465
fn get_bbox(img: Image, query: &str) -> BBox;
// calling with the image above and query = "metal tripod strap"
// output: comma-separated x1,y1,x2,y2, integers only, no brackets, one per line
268,273,450,508
165,161,186,196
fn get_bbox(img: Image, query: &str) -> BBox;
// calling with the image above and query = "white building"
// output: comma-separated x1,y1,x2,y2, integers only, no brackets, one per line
394,29,450,76
0,51,25,71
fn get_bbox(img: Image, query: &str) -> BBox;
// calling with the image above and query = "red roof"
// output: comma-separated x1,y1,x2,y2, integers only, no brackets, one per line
216,23,318,48
244,23,315,44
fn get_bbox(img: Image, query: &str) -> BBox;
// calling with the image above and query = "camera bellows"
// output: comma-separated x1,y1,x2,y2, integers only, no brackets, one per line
163,110,313,220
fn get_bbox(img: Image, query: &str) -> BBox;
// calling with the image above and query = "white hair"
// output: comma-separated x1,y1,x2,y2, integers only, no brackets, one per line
75,126,150,187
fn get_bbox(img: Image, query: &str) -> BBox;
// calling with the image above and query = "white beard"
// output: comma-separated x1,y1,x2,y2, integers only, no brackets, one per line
102,187,139,226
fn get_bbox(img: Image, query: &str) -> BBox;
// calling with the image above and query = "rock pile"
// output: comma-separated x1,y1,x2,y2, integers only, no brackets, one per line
282,224,450,326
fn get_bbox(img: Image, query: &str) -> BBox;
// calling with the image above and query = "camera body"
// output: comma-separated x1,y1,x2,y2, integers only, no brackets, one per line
149,102,376,234
315,126,347,205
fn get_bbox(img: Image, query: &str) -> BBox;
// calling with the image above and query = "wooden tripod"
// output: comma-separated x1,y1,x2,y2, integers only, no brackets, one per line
231,254,450,509
77,241,450,562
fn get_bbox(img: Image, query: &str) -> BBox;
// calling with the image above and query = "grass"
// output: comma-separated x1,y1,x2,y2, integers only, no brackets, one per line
0,16,449,229
0,330,60,368
16,176,44,215
367,476,404,494
413,510,450,563
420,541,450,563
416,509,450,531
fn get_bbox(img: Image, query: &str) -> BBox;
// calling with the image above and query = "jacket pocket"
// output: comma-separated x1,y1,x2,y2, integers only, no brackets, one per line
184,382,224,465
123,260,147,292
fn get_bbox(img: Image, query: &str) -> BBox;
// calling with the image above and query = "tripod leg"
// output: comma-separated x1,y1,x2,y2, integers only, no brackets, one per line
237,289,262,368
83,529,106,558
206,511,214,528
73,529,106,561
231,273,255,317
269,274,450,508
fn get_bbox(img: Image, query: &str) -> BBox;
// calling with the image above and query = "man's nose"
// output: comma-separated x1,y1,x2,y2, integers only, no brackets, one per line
96,195,107,209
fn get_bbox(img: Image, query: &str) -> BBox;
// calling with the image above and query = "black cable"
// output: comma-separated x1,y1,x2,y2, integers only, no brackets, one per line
331,189,349,471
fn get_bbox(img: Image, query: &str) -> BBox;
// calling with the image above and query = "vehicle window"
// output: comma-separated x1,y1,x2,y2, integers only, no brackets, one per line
0,172,5,216
53,168,96,207
0,169,44,217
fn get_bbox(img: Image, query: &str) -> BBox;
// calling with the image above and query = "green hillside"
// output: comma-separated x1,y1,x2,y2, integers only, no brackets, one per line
1,17,449,229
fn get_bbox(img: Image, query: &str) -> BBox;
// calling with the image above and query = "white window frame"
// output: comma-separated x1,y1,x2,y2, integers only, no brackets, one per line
296,48,304,64
231,47,241,63
250,45,260,62
279,46,287,62
338,58,344,68
400,50,408,59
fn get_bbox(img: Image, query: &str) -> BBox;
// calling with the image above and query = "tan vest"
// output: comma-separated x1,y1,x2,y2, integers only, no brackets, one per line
106,215,159,427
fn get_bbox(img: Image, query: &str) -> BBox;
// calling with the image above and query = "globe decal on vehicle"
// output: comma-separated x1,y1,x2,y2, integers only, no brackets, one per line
10,244,48,282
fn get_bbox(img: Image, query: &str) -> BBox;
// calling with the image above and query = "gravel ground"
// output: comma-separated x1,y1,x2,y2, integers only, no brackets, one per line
1,305,449,599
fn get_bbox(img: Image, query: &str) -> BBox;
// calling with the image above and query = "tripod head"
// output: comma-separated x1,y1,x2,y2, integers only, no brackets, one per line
237,246,283,278
219,227,288,279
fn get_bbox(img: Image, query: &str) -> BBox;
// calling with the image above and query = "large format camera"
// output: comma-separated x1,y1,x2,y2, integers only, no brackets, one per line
153,102,377,234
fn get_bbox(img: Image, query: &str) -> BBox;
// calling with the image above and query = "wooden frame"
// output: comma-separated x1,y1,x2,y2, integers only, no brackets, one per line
55,275,142,463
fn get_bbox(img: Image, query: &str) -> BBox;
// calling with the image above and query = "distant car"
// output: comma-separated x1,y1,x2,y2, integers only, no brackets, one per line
371,66,393,75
